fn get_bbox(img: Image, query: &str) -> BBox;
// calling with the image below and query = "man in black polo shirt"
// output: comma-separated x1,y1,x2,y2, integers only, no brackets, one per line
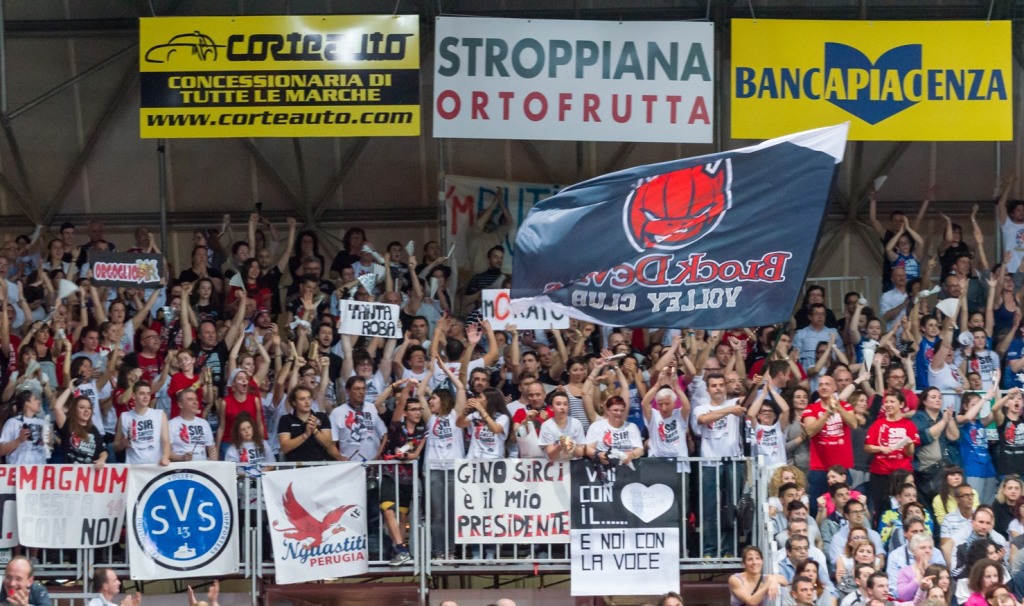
277,386,340,462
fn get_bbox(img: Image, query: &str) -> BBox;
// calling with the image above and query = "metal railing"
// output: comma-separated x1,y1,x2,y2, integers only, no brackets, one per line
15,456,775,604
805,276,873,318
424,456,764,572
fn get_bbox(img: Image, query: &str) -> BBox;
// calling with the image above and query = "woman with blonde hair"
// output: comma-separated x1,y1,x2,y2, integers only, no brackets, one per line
768,465,808,517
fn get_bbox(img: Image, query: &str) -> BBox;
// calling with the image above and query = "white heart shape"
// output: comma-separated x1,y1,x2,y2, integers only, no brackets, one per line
620,483,674,524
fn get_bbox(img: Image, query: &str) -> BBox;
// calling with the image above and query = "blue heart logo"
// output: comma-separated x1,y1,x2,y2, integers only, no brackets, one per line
824,43,921,124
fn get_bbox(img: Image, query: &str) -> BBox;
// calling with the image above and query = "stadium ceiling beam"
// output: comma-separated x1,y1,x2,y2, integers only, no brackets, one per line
311,138,370,223
6,44,136,122
42,60,139,226
516,140,561,185
808,224,844,277
845,140,912,223
292,138,311,221
601,142,635,176
0,169,38,225
238,138,305,216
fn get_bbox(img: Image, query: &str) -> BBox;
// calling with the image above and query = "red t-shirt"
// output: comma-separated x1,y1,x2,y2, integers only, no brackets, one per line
512,406,553,435
802,399,855,470
901,389,919,414
168,372,205,418
137,353,163,384
221,391,263,442
866,416,920,475
112,387,132,418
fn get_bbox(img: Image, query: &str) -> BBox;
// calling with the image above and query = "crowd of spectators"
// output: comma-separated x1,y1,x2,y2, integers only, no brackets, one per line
2,180,1024,600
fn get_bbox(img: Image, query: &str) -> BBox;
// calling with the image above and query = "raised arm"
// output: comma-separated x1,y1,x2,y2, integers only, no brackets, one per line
275,218,298,274
181,283,194,350
995,171,1017,225
549,329,567,379
911,191,931,231
51,385,73,430
885,226,905,262
972,207,990,270
90,285,108,324
224,291,249,348
868,190,886,238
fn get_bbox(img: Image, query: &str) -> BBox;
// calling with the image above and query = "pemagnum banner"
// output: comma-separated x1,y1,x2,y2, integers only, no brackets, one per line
731,20,1011,141
433,17,714,143
510,124,848,328
139,16,420,138
88,251,164,288
16,465,128,549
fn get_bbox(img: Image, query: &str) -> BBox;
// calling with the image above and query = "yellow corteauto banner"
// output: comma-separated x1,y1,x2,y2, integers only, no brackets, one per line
139,16,420,138
731,19,1011,141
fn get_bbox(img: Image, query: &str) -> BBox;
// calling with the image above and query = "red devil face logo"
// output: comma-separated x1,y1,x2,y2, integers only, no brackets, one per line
623,160,731,252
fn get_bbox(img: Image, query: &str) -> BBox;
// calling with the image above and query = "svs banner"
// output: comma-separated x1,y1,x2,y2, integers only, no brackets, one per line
127,463,239,579
510,124,847,328
731,20,1011,141
263,464,368,584
17,465,128,548
434,17,714,143
570,458,681,596
140,16,420,138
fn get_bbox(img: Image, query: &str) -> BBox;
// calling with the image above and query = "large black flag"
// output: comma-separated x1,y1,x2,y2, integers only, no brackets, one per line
510,124,847,328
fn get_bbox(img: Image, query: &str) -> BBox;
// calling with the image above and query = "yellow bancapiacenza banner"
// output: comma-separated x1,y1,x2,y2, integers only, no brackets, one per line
731,20,1011,141
139,15,420,138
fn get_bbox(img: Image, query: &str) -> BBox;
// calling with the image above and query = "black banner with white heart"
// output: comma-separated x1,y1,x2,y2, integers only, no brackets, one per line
569,458,680,596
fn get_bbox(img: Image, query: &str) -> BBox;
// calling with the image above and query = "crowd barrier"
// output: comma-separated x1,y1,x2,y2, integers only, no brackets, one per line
12,456,774,603
805,276,872,319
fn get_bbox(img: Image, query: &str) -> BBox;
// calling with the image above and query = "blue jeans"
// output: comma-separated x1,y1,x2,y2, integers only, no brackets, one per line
701,463,739,557
806,470,830,518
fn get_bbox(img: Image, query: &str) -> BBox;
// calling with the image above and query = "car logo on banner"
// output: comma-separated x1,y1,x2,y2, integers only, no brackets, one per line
622,160,732,253
144,32,223,63
132,469,233,571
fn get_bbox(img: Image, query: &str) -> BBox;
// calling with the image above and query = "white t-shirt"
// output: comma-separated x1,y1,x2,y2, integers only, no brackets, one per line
538,417,585,459
75,380,112,435
168,415,214,460
928,362,963,412
225,441,276,465
691,398,743,463
646,410,688,458
0,415,48,465
424,410,465,470
262,392,284,455
750,419,786,467
401,367,431,384
330,402,386,461
879,288,908,331
465,411,509,459
955,349,1001,390
584,419,643,453
1002,216,1024,273
119,408,165,465
353,370,388,408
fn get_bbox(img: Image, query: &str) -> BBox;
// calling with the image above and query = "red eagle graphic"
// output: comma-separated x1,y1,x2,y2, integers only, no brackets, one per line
179,424,190,444
272,483,357,548
239,447,249,463
344,411,357,430
602,430,613,448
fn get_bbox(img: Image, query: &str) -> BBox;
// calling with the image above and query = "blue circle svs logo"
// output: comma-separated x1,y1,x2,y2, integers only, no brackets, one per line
132,470,233,571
